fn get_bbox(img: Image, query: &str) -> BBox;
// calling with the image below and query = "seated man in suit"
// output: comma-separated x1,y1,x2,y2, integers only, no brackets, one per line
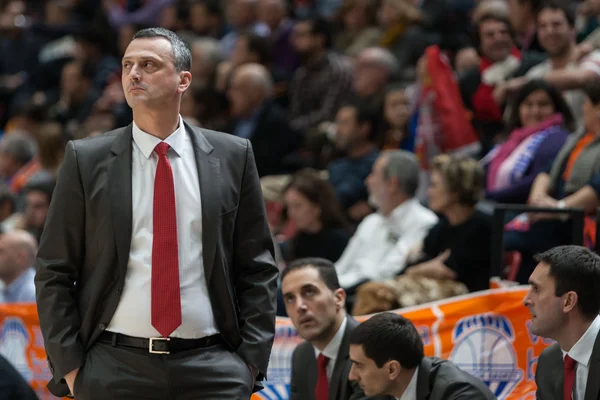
348,312,496,399
281,257,392,400
522,245,600,400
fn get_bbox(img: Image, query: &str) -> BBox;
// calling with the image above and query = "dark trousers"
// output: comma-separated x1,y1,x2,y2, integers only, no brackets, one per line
73,342,253,399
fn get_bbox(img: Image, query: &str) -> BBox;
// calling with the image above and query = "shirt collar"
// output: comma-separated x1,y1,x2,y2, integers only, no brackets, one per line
562,314,600,367
399,366,419,400
4,267,35,299
314,315,348,360
132,115,187,159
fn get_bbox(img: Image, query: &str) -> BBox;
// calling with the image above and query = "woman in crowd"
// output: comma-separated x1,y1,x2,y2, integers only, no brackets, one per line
380,84,416,151
485,80,575,203
506,80,600,283
280,169,352,263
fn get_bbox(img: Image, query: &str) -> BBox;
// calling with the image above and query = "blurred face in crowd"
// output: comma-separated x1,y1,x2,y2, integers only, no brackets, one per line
479,19,513,62
281,266,345,343
231,36,258,67
284,188,321,232
228,70,263,118
25,190,50,230
343,0,370,30
61,62,84,99
227,0,255,28
427,170,453,214
518,89,555,127
122,37,191,111
384,90,410,128
0,152,21,180
0,234,20,284
378,1,399,28
353,54,391,97
335,106,368,151
537,8,574,58
349,344,398,397
365,155,395,211
292,21,321,57
507,0,531,33
582,96,600,133
522,262,567,339
258,0,285,30
189,2,210,33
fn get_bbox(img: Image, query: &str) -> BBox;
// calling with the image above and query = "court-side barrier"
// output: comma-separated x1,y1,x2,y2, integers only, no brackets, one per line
1,286,550,400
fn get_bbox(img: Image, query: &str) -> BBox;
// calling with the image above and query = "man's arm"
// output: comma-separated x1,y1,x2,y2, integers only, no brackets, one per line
34,141,85,385
233,140,279,380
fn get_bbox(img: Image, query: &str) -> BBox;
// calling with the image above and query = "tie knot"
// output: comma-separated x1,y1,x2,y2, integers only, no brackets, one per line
154,142,170,157
564,355,577,371
317,353,329,368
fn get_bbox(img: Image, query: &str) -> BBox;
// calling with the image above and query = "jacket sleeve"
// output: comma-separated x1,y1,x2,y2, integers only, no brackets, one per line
233,140,279,380
34,141,86,384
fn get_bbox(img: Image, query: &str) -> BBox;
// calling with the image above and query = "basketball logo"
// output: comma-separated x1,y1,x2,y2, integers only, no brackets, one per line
449,313,523,399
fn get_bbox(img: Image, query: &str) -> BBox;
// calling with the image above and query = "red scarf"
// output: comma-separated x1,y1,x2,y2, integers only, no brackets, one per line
471,48,521,122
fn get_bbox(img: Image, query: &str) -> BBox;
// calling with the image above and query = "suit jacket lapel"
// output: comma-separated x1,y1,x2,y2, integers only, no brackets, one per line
329,316,357,400
187,123,219,283
416,357,433,400
109,125,133,277
584,331,600,400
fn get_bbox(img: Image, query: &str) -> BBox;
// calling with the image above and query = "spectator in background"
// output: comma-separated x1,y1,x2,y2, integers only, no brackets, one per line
335,150,438,293
0,230,38,303
380,84,415,151
189,37,223,90
507,0,545,53
227,63,300,176
350,47,397,116
187,0,224,38
289,16,354,133
0,133,36,187
17,179,54,242
220,0,270,57
0,185,16,223
280,258,391,400
281,169,351,262
485,80,575,204
328,103,379,219
348,313,496,399
334,0,381,58
258,0,300,77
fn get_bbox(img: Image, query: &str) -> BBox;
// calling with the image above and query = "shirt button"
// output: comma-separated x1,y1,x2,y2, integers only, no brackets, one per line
98,324,106,330
116,286,122,294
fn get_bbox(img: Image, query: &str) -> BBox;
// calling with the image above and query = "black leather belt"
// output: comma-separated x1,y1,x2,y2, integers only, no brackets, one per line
98,331,223,354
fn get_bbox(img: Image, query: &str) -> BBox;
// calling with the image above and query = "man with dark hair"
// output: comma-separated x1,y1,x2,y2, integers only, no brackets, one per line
348,312,496,399
523,245,600,400
35,27,278,399
281,257,392,400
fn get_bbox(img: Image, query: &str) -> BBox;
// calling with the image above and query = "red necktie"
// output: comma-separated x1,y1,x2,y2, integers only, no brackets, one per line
315,353,329,400
563,355,577,400
151,142,182,338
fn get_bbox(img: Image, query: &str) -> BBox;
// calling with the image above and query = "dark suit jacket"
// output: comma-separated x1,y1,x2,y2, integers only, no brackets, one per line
230,101,301,177
289,316,393,400
34,122,279,397
535,329,600,400
416,357,496,400
0,354,39,400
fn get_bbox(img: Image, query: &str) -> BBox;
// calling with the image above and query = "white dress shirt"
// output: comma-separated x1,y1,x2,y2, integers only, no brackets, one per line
397,366,419,400
561,314,600,400
335,199,438,288
106,116,218,338
313,316,348,379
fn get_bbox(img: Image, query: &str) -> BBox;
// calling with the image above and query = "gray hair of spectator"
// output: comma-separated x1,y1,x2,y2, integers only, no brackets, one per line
381,150,420,197
235,63,274,98
361,47,399,76
191,37,224,66
0,133,37,165
8,230,38,267
132,27,192,72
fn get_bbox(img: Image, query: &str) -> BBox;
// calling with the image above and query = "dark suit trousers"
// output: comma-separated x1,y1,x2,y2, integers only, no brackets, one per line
73,342,253,400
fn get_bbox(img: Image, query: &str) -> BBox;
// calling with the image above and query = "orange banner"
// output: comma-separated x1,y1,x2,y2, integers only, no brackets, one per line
1,286,552,400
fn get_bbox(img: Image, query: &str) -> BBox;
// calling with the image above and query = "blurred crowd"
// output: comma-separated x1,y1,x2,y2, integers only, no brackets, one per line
1,0,600,317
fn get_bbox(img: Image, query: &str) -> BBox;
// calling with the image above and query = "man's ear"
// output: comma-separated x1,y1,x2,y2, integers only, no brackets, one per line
178,71,192,93
562,291,578,314
334,288,347,311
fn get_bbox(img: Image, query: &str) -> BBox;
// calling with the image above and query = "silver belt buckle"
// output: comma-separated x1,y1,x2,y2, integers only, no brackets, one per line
149,337,170,354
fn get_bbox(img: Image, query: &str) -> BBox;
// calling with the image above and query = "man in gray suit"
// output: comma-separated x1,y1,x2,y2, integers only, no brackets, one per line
523,245,600,400
34,27,278,399
348,313,496,400
281,258,391,400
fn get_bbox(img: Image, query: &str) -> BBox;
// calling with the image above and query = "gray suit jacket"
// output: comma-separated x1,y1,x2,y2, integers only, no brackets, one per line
535,330,600,400
416,357,497,400
289,316,393,400
34,122,279,397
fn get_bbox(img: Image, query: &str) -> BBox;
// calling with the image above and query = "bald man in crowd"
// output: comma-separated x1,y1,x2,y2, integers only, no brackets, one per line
227,63,300,177
0,230,38,303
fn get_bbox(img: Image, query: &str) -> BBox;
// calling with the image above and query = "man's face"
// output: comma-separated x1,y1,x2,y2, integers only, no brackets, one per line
353,55,390,98
281,266,345,343
537,8,573,57
292,21,318,56
61,62,83,98
227,72,258,118
479,19,513,62
365,156,390,209
0,235,18,282
25,191,50,229
349,344,393,397
334,106,362,151
121,37,188,110
522,262,567,339
231,36,254,67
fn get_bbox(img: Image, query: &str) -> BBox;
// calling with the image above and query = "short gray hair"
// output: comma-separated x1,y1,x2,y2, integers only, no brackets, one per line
0,133,37,165
235,63,274,98
191,37,223,66
360,47,399,75
133,27,192,72
382,150,419,197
